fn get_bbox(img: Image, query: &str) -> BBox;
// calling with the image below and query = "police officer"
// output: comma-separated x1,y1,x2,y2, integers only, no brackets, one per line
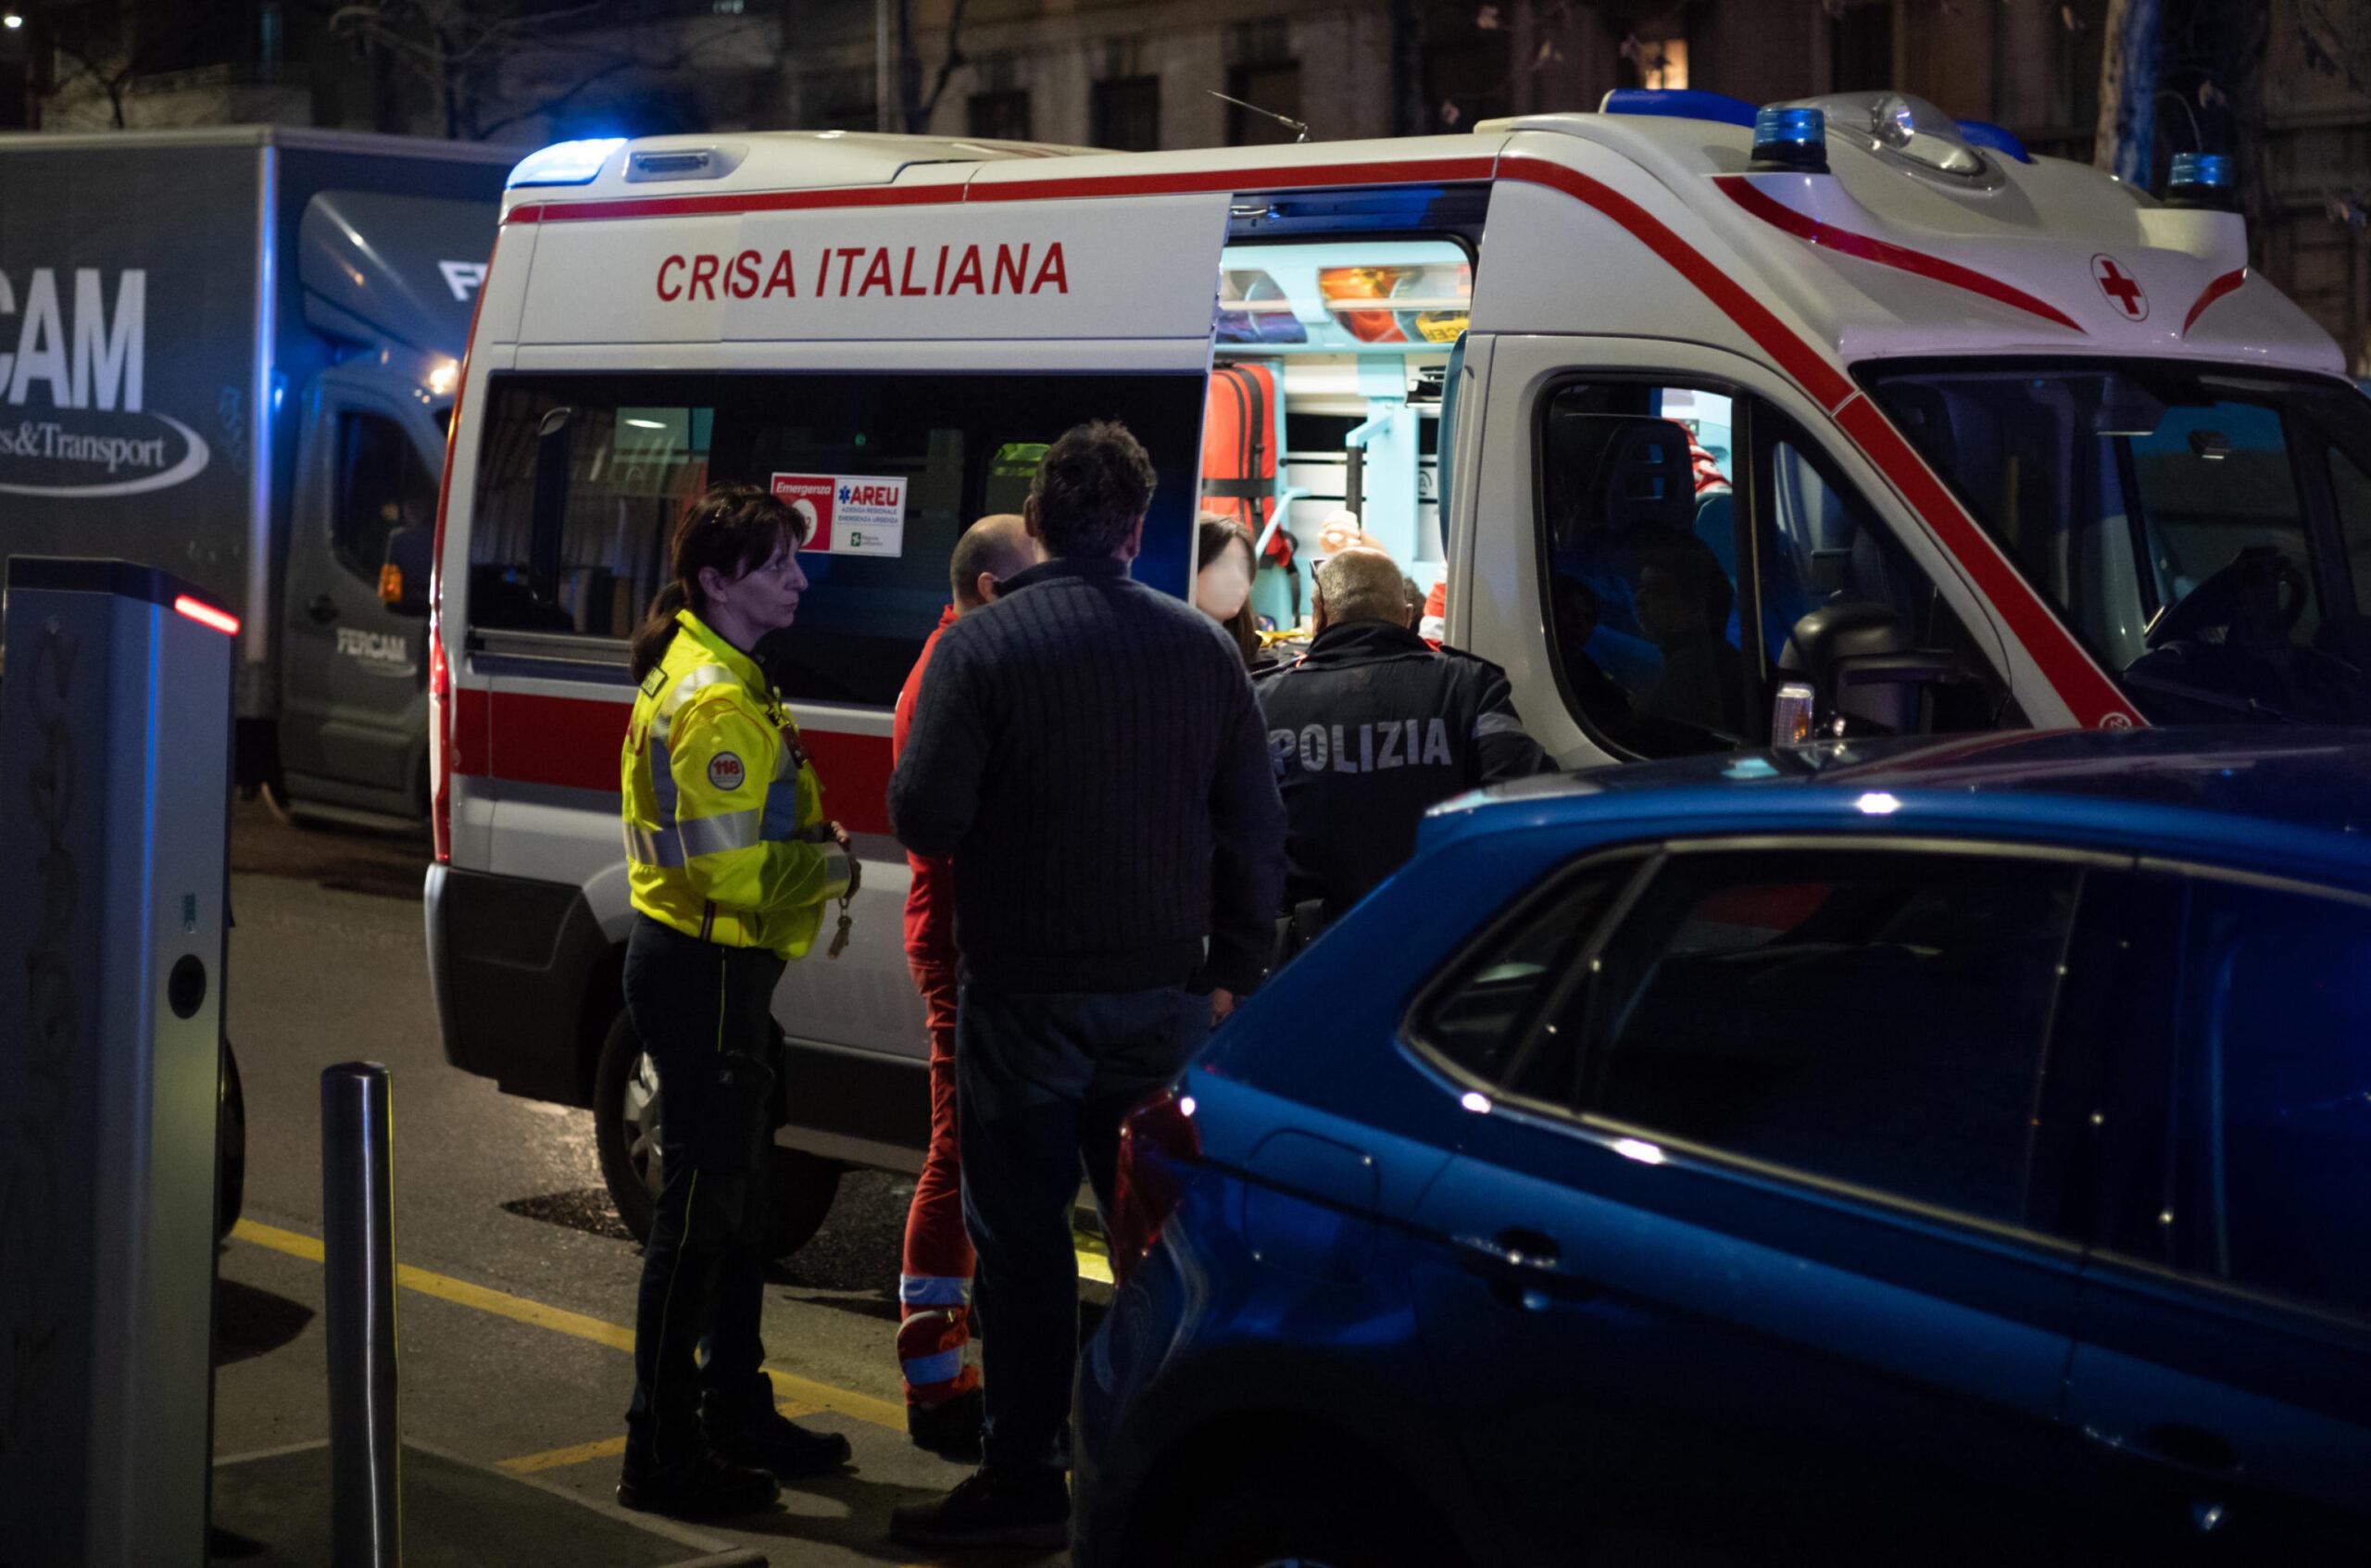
1257,546,1549,929
616,483,858,1520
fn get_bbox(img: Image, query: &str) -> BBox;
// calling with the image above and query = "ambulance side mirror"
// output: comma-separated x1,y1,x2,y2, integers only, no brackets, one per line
1778,601,1966,737
380,526,433,618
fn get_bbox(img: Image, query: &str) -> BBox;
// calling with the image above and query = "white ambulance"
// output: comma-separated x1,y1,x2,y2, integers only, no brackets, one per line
423,90,2371,1252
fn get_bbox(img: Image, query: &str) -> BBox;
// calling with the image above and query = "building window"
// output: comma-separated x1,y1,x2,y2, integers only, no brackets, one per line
1225,61,1302,145
1829,1,1894,94
1091,74,1160,152
1637,38,1687,92
968,88,1031,142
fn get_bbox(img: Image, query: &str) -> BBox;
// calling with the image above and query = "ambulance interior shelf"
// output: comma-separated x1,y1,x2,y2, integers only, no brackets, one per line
1203,239,1471,633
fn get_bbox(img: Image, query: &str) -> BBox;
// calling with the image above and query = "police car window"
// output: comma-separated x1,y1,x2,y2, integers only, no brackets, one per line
1564,847,2080,1225
2328,443,2371,618
1412,858,1637,1087
1538,383,1750,759
466,371,1206,705
2168,881,2371,1322
1863,361,2371,726
333,411,436,585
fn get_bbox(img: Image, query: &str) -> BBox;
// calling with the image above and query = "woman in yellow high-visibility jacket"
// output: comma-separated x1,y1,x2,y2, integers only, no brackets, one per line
615,483,858,1521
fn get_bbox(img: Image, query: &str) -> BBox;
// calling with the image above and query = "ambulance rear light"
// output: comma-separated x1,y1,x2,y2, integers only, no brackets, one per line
507,137,625,188
2165,152,2235,209
1750,107,1828,174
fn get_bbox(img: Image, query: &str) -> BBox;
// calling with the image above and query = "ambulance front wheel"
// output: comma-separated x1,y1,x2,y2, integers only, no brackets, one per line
593,1009,844,1260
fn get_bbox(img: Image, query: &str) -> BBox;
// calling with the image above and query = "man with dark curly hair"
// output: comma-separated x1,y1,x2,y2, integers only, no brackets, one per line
888,420,1285,1549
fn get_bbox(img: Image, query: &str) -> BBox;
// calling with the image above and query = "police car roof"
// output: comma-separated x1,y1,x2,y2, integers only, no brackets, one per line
1424,729,2371,892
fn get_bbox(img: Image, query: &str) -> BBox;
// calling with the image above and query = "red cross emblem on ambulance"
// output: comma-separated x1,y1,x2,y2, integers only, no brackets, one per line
2090,254,2150,320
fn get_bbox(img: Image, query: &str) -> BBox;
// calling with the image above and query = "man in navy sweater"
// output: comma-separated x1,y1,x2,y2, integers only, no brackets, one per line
887,420,1285,1549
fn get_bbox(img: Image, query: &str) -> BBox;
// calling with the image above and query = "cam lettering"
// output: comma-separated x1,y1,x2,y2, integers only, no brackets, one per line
1270,718,1454,776
0,267,146,412
653,242,1070,304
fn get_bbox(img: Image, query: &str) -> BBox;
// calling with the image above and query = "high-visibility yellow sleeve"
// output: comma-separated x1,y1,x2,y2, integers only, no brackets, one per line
668,696,852,917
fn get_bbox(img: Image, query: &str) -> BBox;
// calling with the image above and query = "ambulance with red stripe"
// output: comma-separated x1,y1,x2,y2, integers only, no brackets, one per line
421,88,2371,1251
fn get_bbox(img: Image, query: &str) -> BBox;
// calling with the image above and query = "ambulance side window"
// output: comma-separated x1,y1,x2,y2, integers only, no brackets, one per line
1752,414,2002,732
1537,382,1750,759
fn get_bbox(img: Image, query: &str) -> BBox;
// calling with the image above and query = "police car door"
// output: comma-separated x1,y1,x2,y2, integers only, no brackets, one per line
1454,332,2019,768
279,365,441,817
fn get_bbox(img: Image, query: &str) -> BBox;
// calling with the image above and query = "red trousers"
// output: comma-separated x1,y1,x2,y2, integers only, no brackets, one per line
897,956,978,1406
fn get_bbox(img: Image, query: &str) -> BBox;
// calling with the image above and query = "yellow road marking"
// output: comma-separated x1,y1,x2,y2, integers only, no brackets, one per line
230,1219,908,1431
496,1434,626,1474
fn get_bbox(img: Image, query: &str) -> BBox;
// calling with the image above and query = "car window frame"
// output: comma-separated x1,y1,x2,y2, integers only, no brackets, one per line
2094,856,2371,1332
1406,830,2131,1245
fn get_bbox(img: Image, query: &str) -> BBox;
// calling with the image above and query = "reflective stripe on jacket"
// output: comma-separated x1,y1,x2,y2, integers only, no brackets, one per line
621,609,852,959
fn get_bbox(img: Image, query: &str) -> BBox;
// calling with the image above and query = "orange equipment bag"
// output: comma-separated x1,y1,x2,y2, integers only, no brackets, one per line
1201,363,1285,562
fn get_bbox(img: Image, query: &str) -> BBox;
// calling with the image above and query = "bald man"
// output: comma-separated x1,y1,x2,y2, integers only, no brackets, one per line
1256,547,1549,926
893,511,1035,1453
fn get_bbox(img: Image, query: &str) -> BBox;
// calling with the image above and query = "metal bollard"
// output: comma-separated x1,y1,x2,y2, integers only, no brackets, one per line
322,1061,401,1568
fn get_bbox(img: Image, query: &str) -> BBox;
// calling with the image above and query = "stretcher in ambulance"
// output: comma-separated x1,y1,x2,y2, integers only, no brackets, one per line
423,95,2371,1252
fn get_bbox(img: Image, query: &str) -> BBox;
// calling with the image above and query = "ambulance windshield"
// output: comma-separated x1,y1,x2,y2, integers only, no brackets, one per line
1862,360,2371,726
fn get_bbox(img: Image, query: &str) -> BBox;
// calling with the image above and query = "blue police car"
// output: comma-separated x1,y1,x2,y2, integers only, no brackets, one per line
1075,728,2371,1568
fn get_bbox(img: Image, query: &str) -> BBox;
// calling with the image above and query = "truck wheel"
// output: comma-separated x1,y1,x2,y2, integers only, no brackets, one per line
218,1039,247,1244
593,1010,843,1261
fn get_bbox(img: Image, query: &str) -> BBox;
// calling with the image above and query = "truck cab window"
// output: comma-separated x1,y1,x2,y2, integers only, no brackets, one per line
1538,383,1748,758
334,412,436,584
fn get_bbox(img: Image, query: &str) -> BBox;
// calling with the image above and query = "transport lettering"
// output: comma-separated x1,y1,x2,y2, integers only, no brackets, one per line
656,242,1068,302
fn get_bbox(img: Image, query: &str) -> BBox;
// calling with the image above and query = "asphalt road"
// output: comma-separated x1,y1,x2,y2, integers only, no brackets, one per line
214,796,1061,1567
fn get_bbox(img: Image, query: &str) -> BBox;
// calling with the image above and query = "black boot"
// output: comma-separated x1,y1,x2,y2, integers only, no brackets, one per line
704,1401,854,1479
617,1449,781,1520
908,1386,985,1459
888,1464,1070,1550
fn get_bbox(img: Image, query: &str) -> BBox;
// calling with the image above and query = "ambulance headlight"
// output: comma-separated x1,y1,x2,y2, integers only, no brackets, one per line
2165,151,2234,209
508,137,626,188
1750,107,1828,174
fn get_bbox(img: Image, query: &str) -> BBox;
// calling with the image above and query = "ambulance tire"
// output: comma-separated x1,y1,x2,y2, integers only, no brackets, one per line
1164,1455,1457,1568
593,1010,844,1261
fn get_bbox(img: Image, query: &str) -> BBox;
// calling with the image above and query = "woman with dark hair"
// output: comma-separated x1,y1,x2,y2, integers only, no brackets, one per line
616,483,859,1520
1195,511,1266,668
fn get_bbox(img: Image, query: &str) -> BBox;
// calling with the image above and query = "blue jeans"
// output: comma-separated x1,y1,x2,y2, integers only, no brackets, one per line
957,977,1206,1474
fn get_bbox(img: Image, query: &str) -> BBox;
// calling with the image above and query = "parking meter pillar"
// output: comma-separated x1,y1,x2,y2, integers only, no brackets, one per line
0,558,236,1566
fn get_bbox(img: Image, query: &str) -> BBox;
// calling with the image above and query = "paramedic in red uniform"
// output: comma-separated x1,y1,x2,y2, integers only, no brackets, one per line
893,512,1037,1455
614,484,859,1521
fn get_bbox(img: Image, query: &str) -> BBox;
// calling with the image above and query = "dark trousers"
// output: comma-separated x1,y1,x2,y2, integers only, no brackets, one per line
622,914,786,1474
956,976,1205,1474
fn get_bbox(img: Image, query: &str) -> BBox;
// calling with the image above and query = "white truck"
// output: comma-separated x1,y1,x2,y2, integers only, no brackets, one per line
0,127,510,822
423,96,2371,1253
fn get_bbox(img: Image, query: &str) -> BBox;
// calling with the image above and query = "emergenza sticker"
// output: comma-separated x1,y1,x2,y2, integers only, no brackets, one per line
774,471,907,557
708,752,746,791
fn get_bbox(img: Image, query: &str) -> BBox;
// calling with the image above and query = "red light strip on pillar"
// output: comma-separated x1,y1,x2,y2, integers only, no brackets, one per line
172,595,241,636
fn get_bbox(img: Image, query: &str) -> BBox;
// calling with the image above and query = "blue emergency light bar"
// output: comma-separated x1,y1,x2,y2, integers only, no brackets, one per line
508,137,626,188
1750,107,1828,174
2166,151,2234,207
1952,119,2033,164
1599,88,1759,129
